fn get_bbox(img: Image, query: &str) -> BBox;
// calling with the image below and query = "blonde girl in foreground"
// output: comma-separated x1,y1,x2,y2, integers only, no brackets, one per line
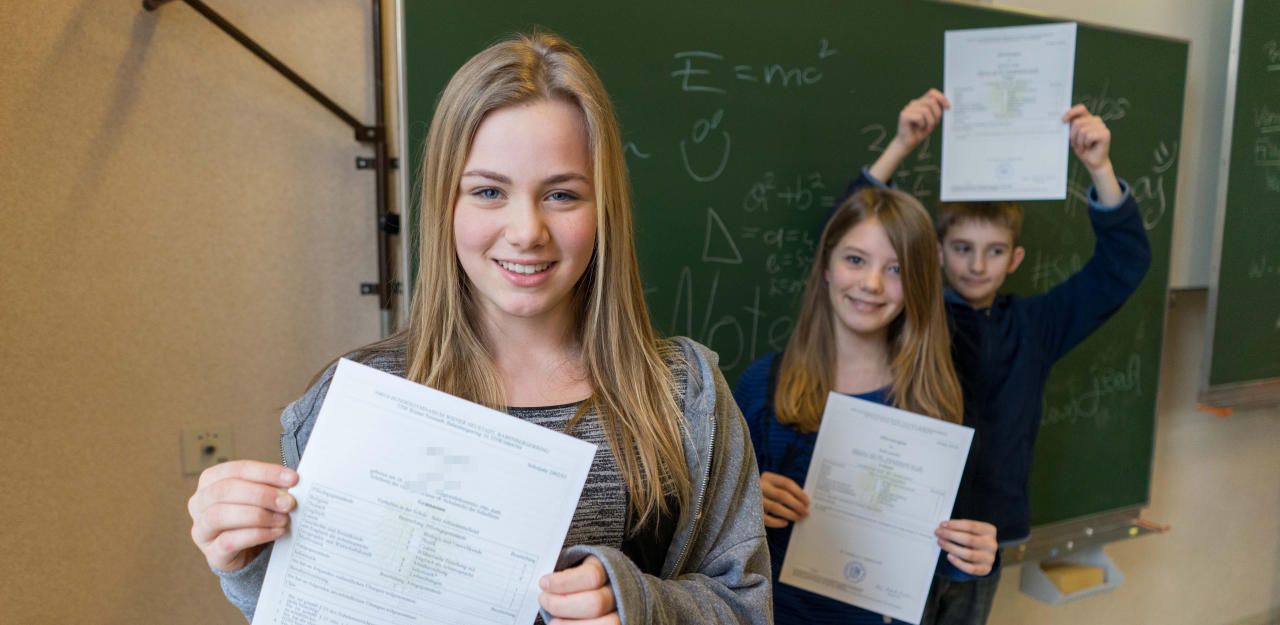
187,32,770,625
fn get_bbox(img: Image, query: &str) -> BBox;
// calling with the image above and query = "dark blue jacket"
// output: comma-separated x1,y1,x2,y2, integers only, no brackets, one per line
734,352,908,625
843,171,1152,542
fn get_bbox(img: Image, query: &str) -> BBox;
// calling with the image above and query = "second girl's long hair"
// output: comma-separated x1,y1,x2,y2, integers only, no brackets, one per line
357,32,691,527
775,187,963,430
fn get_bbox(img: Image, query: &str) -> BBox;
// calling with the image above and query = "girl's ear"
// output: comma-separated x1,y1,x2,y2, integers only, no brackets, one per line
1007,246,1028,274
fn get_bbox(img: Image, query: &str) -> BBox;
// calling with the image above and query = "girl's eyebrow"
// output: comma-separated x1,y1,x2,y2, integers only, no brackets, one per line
461,169,511,183
543,172,590,185
461,171,590,186
837,244,898,263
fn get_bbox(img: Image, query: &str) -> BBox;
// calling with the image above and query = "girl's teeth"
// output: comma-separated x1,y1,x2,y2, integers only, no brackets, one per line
499,261,550,275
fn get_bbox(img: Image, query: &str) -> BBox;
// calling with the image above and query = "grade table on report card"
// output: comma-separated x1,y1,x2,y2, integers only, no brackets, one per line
251,359,597,625
780,393,973,625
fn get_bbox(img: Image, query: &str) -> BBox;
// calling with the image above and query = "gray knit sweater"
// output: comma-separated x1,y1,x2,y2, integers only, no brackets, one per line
212,337,771,625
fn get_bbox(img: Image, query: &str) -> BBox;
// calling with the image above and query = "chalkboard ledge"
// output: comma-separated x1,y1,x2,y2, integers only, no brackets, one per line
1199,379,1280,410
1001,508,1168,566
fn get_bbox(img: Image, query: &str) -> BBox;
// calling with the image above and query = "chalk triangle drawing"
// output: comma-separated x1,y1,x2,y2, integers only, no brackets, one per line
702,208,743,264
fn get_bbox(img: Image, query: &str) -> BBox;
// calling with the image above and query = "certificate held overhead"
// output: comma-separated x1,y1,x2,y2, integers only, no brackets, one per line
778,393,974,625
941,22,1078,201
251,359,596,625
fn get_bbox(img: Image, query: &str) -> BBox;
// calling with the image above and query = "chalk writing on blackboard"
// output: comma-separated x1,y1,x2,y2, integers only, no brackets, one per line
897,164,940,199
1256,137,1280,165
702,208,743,264
859,124,941,201
1066,137,1176,230
1252,105,1280,190
1134,141,1177,230
818,38,838,60
861,125,933,163
671,52,727,94
744,226,816,251
1029,250,1085,293
776,173,829,211
861,124,889,153
1264,40,1280,71
624,142,652,160
1078,82,1129,122
1255,105,1280,182
1042,353,1143,429
680,109,731,183
1152,141,1177,173
670,42,835,95
742,170,834,213
666,267,793,368
743,171,776,212
1255,104,1280,133
1247,254,1280,279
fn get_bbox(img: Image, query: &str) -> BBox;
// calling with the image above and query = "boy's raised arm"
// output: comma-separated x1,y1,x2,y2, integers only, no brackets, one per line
1030,106,1151,361
867,88,951,183
1063,104,1123,207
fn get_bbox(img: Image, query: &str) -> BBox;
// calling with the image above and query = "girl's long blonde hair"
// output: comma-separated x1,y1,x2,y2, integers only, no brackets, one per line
354,32,690,527
775,187,962,430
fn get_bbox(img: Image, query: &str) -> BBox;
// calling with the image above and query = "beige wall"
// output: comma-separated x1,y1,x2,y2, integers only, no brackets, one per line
2,2,1276,625
1,2,387,623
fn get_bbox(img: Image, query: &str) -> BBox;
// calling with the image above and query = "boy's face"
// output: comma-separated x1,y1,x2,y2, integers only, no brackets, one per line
940,220,1026,309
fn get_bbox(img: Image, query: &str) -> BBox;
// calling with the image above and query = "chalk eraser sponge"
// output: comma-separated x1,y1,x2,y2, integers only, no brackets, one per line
1040,563,1106,595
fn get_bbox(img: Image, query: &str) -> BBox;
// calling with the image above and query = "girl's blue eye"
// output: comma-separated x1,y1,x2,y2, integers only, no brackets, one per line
888,265,902,275
846,255,864,265
547,190,578,202
474,187,502,200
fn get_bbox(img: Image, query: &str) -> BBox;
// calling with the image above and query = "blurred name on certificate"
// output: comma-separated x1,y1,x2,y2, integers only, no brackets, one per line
941,22,1077,201
251,359,596,625
778,393,973,625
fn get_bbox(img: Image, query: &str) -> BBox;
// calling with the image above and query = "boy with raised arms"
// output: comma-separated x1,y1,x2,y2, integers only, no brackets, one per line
842,88,1151,624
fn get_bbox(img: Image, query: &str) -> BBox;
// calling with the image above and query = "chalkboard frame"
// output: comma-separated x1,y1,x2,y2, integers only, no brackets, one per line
1202,0,1280,408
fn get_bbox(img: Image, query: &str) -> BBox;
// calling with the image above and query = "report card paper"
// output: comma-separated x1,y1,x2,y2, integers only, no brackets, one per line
252,359,596,625
778,393,973,624
941,22,1077,201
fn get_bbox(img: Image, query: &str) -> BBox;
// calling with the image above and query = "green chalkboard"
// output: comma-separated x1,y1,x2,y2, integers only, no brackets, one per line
1206,0,1280,399
400,0,1185,527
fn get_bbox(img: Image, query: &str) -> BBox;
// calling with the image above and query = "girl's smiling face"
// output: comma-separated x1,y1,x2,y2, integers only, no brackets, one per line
825,217,906,341
452,98,597,329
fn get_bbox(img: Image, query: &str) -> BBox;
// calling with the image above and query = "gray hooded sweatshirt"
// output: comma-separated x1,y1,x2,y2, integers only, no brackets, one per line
213,337,772,625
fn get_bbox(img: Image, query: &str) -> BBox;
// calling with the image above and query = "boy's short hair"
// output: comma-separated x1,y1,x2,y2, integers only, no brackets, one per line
935,201,1025,244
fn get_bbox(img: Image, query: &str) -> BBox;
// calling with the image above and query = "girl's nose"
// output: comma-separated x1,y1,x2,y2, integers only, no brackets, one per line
504,198,548,248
